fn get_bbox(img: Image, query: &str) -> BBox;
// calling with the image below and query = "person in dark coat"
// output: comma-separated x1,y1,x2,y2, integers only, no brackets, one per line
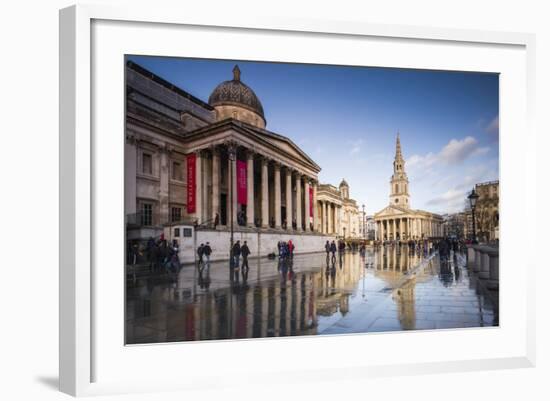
241,241,250,270
203,242,212,266
325,240,331,257
197,243,204,268
330,241,337,263
232,241,241,269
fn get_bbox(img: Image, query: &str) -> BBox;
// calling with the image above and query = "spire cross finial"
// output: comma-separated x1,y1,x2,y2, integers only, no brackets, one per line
233,65,241,81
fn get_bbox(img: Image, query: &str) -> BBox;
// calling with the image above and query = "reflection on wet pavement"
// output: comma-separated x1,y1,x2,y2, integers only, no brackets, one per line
126,246,498,344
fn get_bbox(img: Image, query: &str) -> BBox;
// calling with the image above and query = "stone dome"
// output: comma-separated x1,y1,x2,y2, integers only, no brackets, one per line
208,65,265,124
339,179,349,188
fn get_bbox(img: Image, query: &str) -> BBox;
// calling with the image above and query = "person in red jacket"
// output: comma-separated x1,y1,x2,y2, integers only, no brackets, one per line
288,239,294,259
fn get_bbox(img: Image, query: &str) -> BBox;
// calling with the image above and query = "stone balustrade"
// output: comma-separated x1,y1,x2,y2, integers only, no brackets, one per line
466,244,499,290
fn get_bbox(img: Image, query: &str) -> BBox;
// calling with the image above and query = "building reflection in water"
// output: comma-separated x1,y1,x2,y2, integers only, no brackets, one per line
126,245,498,344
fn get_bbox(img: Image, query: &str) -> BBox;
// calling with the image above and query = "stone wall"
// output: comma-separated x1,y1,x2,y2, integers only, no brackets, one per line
190,229,334,264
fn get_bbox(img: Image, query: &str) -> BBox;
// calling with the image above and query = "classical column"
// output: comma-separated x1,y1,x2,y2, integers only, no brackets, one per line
231,154,237,227
261,158,269,228
304,179,311,232
295,173,302,231
211,147,220,224
327,202,334,234
274,163,282,229
246,151,255,228
336,206,341,236
321,201,327,234
285,169,292,230
312,182,319,232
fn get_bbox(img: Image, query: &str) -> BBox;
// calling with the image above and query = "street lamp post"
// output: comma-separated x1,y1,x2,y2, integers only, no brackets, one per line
228,144,237,267
468,188,479,244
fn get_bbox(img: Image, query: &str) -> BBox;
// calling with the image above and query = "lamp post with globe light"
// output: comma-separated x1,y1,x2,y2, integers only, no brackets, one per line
468,188,479,244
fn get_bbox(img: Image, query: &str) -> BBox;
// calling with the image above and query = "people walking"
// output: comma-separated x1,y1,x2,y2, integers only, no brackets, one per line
241,240,250,271
197,243,204,268
203,242,212,267
325,240,331,261
232,240,241,269
330,240,337,263
288,239,294,259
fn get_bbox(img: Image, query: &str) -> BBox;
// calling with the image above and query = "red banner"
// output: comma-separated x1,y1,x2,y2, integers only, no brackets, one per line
309,186,314,217
237,160,247,205
186,153,196,213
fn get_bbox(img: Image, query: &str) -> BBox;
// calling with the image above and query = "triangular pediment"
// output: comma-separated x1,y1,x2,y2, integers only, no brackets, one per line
375,205,409,218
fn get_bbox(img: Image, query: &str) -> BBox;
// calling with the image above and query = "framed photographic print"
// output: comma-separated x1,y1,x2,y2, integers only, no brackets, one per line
59,4,536,397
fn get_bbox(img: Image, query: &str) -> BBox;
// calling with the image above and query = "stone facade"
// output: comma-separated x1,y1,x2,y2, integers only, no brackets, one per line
374,135,443,240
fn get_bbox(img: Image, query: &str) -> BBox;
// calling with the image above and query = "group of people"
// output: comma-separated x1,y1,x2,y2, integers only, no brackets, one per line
435,237,462,261
277,240,295,259
324,239,348,263
141,235,181,274
230,240,251,271
196,242,213,269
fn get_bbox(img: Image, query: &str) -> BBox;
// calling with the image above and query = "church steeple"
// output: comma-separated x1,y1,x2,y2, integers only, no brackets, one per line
390,132,410,208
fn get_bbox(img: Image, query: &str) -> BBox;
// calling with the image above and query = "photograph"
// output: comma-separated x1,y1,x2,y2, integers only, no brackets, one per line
124,56,500,344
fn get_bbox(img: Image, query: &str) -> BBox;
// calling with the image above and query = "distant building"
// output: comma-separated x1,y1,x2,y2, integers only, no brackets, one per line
365,215,377,240
442,212,467,239
316,179,362,240
374,134,443,241
472,180,499,242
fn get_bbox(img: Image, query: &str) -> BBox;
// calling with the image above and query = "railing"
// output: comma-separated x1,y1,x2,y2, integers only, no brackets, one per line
466,244,499,290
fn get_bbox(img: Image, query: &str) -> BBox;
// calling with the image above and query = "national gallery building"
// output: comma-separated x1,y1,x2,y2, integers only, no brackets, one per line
374,135,443,241
125,61,360,258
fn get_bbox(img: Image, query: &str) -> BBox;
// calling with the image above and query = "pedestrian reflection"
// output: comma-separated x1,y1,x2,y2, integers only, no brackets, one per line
198,265,211,290
438,257,454,287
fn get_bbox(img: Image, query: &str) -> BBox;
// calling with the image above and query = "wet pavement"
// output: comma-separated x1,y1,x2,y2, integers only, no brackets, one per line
126,246,499,344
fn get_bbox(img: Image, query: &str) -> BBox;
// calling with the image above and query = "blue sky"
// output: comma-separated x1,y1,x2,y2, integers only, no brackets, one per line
127,55,499,215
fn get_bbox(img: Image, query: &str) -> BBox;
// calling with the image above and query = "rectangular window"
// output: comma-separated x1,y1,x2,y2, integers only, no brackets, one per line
140,203,153,226
142,153,152,175
171,207,182,222
174,228,180,238
183,228,192,238
172,161,182,181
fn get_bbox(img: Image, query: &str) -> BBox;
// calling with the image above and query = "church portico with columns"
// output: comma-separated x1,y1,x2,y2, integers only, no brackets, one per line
126,61,332,260
374,134,443,241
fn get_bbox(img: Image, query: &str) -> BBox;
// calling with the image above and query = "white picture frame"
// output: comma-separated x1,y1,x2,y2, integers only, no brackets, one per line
59,4,536,397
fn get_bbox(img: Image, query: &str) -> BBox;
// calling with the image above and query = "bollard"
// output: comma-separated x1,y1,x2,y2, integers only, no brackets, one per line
487,248,499,290
467,246,475,270
479,247,490,280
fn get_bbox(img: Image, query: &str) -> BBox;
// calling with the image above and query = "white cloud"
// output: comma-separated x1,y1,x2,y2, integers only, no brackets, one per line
427,188,467,206
439,136,479,164
486,115,499,134
348,139,364,156
407,136,490,172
